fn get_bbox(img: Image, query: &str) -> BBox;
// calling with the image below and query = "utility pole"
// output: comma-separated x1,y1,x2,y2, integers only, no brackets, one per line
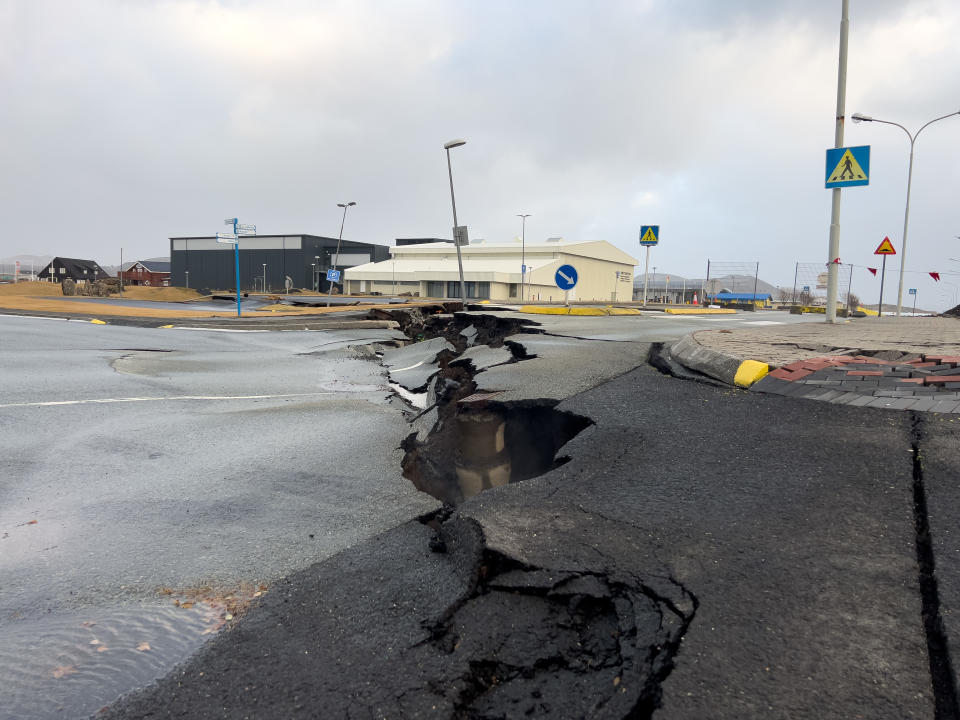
825,0,850,323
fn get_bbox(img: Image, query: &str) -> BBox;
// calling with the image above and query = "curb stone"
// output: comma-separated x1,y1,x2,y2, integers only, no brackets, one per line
669,334,769,388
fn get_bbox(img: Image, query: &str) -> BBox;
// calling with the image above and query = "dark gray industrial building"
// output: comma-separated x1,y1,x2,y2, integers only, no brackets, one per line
169,235,390,292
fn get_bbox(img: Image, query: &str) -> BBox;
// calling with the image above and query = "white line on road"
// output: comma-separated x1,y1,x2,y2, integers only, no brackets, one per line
0,392,338,409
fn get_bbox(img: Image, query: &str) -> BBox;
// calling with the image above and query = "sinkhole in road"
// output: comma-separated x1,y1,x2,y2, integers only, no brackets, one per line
371,308,593,505
402,400,592,505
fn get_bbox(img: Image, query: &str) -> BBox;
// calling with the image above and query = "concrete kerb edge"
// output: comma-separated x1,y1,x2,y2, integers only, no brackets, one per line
669,334,770,388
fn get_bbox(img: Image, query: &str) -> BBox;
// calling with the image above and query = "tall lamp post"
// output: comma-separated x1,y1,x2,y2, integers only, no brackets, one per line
517,213,531,301
326,201,356,307
852,109,960,317
444,139,467,302
262,263,267,293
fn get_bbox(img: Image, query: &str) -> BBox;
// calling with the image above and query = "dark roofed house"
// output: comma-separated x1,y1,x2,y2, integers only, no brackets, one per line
119,259,171,287
38,257,110,284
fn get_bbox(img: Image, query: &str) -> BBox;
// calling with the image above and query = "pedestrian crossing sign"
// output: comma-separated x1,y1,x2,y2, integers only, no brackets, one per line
639,225,659,246
825,145,870,188
874,237,896,255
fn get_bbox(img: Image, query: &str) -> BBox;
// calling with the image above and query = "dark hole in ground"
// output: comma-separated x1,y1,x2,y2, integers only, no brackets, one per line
402,401,592,505
378,308,590,505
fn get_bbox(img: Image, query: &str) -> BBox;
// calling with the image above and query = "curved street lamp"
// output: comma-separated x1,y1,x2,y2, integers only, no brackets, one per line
444,139,467,302
327,201,356,306
851,109,960,316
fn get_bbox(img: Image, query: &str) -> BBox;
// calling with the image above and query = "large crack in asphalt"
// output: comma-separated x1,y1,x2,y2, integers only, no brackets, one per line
367,309,698,716
418,516,698,719
910,412,960,719
372,309,594,505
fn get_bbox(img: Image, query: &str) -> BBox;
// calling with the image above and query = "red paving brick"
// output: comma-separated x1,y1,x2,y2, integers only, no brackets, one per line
846,370,884,377
898,378,925,384
924,356,960,364
769,368,795,380
924,376,960,385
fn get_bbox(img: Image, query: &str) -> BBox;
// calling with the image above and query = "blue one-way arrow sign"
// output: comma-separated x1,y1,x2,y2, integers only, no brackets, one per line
555,264,578,290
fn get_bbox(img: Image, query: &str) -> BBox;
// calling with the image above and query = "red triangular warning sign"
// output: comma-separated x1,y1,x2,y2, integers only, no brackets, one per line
874,237,896,255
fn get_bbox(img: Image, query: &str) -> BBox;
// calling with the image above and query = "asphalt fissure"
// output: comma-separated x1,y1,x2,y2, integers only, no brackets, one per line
381,310,592,505
425,518,698,719
911,412,960,719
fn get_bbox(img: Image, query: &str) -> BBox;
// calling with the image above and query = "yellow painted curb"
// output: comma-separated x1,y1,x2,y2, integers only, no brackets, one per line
734,360,770,388
664,307,737,315
90,318,107,324
159,324,174,329
517,306,570,315
517,306,639,316
568,307,608,316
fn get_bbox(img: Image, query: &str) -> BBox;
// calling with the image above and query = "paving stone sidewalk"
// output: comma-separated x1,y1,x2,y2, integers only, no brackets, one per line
688,316,960,412
752,352,960,412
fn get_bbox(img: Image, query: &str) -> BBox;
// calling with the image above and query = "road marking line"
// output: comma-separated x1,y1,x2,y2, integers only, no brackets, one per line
0,392,339,409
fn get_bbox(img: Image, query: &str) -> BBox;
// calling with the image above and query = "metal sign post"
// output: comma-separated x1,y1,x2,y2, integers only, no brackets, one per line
220,218,255,317
874,236,896,319
639,226,660,307
555,264,578,307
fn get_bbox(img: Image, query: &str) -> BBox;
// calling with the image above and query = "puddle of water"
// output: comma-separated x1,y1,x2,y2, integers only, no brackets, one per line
0,601,224,720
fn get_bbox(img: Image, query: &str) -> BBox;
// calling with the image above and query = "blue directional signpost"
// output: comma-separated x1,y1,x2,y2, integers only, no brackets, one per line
555,264,578,306
218,218,256,317
639,225,660,306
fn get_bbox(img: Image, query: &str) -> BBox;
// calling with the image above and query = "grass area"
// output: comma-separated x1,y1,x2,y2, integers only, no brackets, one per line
114,286,204,302
0,281,63,296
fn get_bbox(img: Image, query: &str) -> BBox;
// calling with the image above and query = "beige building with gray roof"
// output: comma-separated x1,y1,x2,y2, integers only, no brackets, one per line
343,238,637,302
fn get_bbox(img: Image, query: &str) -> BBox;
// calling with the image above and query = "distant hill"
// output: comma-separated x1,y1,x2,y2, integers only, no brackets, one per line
634,272,782,296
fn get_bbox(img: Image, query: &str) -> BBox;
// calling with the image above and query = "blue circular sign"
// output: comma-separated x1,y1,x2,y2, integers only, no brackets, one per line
555,264,578,290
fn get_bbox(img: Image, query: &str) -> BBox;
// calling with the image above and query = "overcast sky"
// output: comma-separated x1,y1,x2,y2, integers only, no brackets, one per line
3,0,959,308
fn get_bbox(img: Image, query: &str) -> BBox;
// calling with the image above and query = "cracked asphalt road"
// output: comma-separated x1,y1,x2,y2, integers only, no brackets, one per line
102,338,954,718
5,310,956,718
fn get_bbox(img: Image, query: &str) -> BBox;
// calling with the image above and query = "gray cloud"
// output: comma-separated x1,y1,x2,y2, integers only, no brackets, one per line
2,0,958,307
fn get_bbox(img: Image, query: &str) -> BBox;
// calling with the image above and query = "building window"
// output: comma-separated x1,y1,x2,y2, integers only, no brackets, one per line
446,281,490,299
509,284,518,298
59,267,65,275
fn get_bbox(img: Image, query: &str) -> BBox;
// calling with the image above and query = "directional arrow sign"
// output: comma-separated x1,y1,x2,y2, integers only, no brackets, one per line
555,264,578,290
216,232,238,244
237,224,257,235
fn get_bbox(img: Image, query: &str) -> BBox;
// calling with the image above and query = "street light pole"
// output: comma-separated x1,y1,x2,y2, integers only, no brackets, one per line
851,110,960,317
262,263,267,293
517,213,531,302
327,201,356,307
444,139,467,303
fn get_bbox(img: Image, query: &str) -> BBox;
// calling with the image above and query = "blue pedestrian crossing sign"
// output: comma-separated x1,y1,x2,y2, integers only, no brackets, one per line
639,225,660,246
825,145,870,188
555,264,578,290
326,269,341,282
